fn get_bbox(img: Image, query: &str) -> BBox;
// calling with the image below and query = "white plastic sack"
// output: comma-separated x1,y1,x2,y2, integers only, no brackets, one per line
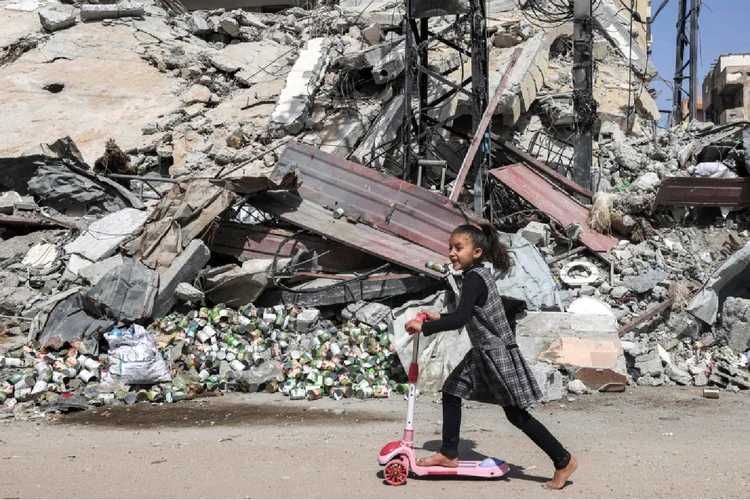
105,325,172,384
689,162,738,180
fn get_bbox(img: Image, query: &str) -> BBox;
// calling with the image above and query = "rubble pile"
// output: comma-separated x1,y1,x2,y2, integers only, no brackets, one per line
1,0,749,418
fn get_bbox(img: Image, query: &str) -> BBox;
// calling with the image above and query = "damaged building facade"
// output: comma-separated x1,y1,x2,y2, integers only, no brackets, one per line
0,0,749,416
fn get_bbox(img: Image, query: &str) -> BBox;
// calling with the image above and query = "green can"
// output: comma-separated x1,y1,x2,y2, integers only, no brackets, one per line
265,380,279,393
289,388,306,400
166,390,187,403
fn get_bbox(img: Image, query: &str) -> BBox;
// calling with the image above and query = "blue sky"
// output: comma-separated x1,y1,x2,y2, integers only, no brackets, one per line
648,0,750,122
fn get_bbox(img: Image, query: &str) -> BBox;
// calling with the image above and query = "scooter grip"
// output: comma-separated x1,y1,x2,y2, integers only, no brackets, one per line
415,312,427,323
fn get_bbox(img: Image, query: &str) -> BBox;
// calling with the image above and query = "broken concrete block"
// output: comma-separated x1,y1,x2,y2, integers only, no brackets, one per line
175,282,205,303
238,11,266,29
152,240,211,319
336,38,403,71
635,350,663,376
67,254,94,277
351,94,403,170
362,23,382,45
530,362,563,402
64,208,148,263
492,32,521,48
296,308,320,332
77,254,124,285
519,221,548,246
721,296,750,353
190,13,212,35
372,41,405,84
219,16,241,37
567,379,589,395
355,302,391,326
665,363,692,385
80,1,144,20
39,5,77,33
318,110,366,157
693,372,708,387
0,191,28,215
622,270,667,294
630,172,661,191
182,84,212,105
84,259,158,323
268,38,330,136
22,243,59,270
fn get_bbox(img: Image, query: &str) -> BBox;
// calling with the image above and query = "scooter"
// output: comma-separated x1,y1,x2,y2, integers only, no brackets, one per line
378,313,510,486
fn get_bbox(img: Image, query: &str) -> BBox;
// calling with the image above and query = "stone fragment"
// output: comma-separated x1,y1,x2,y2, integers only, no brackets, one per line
296,308,320,332
238,11,266,29
39,5,77,33
372,41,405,84
78,255,125,286
190,13,212,35
182,84,212,104
665,363,692,385
721,297,750,353
635,350,663,377
268,38,330,136
354,302,391,326
175,283,205,303
630,172,661,191
80,1,144,21
567,379,589,395
622,270,667,294
362,23,382,45
22,243,59,270
693,372,708,387
519,221,548,246
152,240,211,319
64,209,148,262
219,16,241,37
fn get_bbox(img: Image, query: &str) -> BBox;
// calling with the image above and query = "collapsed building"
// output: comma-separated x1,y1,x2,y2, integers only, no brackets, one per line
0,0,748,416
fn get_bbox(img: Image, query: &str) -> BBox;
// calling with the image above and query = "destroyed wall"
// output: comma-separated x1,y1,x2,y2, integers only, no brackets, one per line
702,53,750,125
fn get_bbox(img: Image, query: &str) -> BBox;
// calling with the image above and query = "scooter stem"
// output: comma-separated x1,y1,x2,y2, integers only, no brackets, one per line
403,313,425,446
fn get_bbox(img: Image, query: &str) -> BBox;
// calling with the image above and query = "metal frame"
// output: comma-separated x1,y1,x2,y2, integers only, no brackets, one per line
671,0,700,125
401,0,489,214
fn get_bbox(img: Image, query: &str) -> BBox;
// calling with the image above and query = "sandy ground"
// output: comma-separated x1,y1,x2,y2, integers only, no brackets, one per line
0,386,748,499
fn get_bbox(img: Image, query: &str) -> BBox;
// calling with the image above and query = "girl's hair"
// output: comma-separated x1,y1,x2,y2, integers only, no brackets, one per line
452,223,511,272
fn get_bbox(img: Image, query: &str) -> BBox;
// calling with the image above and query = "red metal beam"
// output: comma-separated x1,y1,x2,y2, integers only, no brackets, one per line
449,47,522,202
209,223,383,273
655,176,750,207
252,191,446,279
273,141,484,255
494,138,594,200
489,163,618,254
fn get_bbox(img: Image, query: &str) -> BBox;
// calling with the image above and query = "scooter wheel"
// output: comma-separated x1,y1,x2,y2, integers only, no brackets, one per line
384,458,408,486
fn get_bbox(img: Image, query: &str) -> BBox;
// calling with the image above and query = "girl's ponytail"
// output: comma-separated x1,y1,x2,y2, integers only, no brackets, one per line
478,223,511,273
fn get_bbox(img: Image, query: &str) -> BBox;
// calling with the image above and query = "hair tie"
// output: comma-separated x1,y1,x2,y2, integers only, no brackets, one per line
474,225,482,232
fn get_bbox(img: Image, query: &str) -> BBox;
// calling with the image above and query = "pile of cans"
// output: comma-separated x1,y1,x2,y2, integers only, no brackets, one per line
0,344,105,404
0,302,407,407
150,303,408,401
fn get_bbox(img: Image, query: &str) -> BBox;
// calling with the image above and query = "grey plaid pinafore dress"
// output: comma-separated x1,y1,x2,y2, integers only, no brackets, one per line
441,266,543,409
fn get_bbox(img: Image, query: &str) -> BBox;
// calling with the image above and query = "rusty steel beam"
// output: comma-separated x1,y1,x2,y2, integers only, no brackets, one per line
618,282,678,337
494,138,594,200
655,176,750,207
449,47,522,203
210,223,383,273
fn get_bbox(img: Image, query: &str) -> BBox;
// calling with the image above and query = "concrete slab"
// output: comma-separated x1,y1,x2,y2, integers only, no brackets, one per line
152,240,211,319
77,254,125,285
64,208,148,262
209,41,290,86
0,23,181,165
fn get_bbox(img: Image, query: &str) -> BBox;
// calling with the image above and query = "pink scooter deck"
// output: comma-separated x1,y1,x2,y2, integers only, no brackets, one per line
379,443,510,479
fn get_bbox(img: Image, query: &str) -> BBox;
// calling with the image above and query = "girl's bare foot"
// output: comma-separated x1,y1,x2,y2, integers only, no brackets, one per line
416,453,459,468
543,456,578,490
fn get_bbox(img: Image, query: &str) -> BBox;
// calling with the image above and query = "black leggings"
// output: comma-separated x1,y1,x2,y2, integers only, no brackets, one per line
440,392,571,470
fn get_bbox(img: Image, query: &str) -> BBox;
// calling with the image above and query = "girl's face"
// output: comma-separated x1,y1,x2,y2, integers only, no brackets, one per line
448,233,483,271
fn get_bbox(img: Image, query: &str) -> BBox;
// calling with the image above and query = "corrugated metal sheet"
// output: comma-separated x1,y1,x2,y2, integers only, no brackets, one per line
273,141,483,255
489,164,618,254
655,176,750,207
210,223,383,273
252,191,446,279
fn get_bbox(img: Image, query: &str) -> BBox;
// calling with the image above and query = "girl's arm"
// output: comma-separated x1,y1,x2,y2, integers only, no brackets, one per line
421,272,487,336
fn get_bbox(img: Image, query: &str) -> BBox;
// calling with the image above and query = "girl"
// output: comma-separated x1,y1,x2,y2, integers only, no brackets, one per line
404,223,578,490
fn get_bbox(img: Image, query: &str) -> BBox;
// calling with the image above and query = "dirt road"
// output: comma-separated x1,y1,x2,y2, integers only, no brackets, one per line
0,386,747,498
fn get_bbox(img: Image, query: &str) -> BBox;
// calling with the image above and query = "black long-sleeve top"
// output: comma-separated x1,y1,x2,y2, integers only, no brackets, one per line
422,270,487,336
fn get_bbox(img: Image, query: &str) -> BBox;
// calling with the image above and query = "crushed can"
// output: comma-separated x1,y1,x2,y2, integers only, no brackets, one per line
289,388,306,400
